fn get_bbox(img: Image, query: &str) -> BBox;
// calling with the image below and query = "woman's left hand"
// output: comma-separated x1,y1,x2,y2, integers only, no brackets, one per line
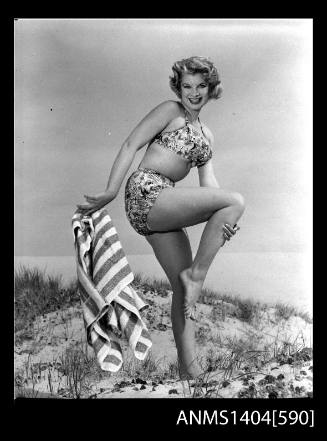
222,223,240,246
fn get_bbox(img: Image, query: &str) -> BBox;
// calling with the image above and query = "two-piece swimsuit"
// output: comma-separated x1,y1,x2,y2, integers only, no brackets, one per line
124,108,213,236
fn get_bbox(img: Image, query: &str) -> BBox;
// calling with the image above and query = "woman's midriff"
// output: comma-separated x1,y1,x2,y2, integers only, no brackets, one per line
137,142,191,182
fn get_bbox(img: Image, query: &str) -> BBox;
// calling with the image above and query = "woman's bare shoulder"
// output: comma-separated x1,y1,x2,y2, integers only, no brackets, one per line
147,100,184,130
153,100,182,115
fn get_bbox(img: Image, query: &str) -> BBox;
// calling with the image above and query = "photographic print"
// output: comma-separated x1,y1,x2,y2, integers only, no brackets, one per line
14,18,313,403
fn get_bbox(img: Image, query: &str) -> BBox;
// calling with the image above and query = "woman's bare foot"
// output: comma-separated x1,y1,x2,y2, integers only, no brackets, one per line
179,361,205,396
179,268,204,320
179,360,203,380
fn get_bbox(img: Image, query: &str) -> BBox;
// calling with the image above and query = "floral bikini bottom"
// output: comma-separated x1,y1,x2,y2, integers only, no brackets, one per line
124,167,175,236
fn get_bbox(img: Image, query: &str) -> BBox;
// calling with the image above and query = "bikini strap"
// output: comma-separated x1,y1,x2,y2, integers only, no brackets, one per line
198,117,209,141
184,108,189,124
181,103,205,136
179,102,189,124
198,117,205,137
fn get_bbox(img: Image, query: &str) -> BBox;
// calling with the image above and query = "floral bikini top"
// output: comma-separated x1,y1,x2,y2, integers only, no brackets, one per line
151,110,212,168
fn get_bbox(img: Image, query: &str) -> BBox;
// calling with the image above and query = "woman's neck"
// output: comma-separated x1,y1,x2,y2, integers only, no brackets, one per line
180,101,201,123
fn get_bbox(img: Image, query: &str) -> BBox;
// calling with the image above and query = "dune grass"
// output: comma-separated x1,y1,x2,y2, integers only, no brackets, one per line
14,265,312,350
133,271,312,325
14,266,312,399
15,266,311,330
14,265,80,332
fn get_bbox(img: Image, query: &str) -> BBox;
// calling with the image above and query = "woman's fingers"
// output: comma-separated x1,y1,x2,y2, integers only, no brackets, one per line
84,194,98,200
222,223,240,243
77,203,100,215
223,224,240,238
233,224,240,232
77,192,112,215
77,207,97,216
224,224,236,235
77,204,96,210
223,227,232,240
77,203,91,210
78,198,101,208
84,196,99,204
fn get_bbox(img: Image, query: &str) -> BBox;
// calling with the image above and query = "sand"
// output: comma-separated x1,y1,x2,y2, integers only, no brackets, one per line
14,285,313,399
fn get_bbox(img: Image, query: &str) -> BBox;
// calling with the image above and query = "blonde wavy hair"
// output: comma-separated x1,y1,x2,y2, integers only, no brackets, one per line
169,56,223,100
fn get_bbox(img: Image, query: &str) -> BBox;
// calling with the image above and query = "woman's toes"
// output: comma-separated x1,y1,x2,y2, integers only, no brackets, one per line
184,305,191,318
184,304,196,321
184,308,190,319
189,306,197,321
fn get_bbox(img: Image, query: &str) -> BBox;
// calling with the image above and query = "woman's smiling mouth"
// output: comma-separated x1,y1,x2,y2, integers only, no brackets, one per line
188,97,202,104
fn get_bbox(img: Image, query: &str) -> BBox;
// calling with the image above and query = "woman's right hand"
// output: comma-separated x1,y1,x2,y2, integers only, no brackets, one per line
76,191,115,216
221,223,240,246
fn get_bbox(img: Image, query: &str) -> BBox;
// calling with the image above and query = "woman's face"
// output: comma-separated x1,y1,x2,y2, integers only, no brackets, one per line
180,73,210,112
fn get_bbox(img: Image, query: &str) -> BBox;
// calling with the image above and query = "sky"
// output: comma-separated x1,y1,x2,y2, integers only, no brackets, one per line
14,18,313,257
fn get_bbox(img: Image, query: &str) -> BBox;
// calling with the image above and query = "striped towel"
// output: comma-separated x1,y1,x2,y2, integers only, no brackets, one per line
72,208,152,372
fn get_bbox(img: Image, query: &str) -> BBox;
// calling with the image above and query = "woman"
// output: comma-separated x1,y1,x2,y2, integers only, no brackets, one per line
77,56,245,379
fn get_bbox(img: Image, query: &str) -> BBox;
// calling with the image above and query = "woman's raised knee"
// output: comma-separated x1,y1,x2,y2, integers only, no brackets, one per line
230,191,246,213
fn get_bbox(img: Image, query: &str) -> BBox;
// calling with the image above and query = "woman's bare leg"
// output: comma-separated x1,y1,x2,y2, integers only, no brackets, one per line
180,199,245,316
147,187,245,317
145,229,203,378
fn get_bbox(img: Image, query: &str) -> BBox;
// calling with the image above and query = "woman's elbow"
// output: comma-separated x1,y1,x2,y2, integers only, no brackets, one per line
121,140,138,156
122,138,144,154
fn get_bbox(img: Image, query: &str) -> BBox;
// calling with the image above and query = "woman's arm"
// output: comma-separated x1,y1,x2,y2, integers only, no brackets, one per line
198,160,220,188
77,100,180,214
197,131,240,244
197,129,220,188
105,100,180,196
198,159,240,244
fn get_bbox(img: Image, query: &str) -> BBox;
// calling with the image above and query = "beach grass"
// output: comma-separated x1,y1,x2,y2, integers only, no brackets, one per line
14,265,310,328
14,265,80,332
133,271,312,324
14,266,312,399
